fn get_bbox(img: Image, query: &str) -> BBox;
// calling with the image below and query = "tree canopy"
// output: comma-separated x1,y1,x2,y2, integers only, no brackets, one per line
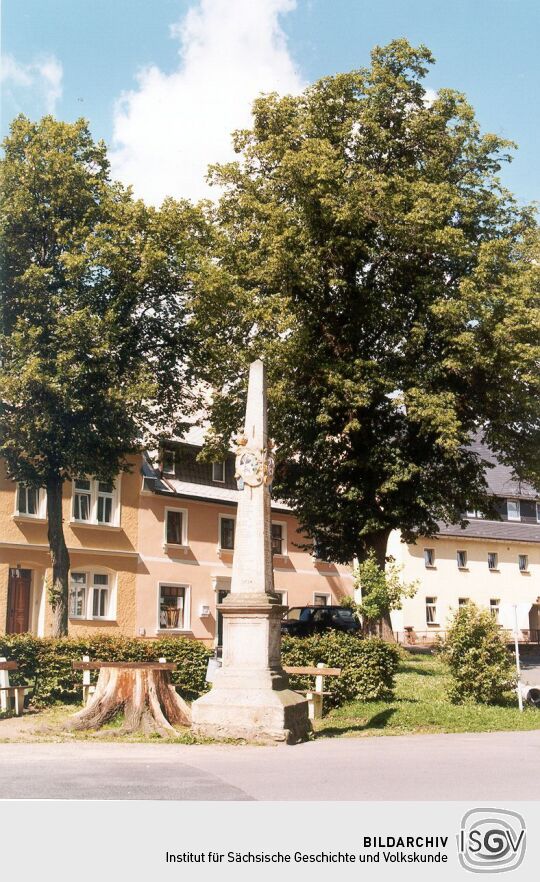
191,40,540,632
0,115,203,633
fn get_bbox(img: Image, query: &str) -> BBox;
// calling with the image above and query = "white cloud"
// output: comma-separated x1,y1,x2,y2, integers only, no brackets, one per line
1,53,63,115
110,0,305,204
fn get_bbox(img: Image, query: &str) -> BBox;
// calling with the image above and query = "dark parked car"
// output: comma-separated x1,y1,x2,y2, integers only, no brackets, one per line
281,605,361,638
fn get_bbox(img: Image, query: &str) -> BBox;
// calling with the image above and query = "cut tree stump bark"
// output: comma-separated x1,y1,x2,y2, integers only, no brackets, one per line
68,662,192,736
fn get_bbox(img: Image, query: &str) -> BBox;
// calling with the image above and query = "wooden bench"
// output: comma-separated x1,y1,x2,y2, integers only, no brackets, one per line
0,658,31,717
283,663,341,720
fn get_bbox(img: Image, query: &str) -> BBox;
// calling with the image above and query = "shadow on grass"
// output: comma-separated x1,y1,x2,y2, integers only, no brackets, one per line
317,707,397,738
397,663,439,677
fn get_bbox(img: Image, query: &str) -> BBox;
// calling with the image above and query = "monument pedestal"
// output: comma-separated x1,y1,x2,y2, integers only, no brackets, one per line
192,594,310,743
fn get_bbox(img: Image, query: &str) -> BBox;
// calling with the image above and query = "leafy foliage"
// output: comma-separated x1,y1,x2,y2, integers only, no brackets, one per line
192,39,540,578
0,634,212,706
281,631,400,708
0,115,205,632
441,602,516,704
353,552,418,629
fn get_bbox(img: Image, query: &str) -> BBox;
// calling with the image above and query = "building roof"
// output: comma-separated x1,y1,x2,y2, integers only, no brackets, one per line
436,519,540,544
141,451,291,512
433,438,540,542
469,438,538,501
161,477,291,512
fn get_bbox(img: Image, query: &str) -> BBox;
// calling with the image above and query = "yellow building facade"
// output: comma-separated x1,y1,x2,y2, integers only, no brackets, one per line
0,458,140,637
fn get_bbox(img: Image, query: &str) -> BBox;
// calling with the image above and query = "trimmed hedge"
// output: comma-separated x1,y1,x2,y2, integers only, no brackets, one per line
0,634,212,706
0,631,399,712
281,632,400,708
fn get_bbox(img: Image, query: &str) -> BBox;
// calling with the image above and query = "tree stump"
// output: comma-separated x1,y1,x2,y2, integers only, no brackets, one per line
68,663,192,736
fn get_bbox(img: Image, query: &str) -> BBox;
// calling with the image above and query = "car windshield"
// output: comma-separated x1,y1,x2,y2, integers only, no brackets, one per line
284,607,313,622
333,609,355,620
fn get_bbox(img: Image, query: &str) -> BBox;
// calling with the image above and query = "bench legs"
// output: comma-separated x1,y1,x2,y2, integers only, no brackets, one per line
0,688,27,716
305,690,324,720
14,688,26,716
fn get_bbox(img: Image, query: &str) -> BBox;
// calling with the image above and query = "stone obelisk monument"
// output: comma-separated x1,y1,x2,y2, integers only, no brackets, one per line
192,359,310,743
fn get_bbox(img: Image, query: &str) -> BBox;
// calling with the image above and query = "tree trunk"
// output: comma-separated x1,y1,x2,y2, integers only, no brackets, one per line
359,529,396,642
68,666,192,736
46,474,70,637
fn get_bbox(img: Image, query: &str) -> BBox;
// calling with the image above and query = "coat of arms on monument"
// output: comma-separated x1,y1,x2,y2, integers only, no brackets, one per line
234,436,275,488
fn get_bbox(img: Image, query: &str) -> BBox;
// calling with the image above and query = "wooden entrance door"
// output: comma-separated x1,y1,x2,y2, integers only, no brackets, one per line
7,568,31,634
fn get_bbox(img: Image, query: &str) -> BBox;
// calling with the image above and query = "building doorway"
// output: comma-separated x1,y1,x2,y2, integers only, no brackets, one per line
7,568,32,634
216,588,230,655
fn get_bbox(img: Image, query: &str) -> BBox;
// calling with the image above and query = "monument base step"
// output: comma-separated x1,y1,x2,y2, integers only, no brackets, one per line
191,687,311,744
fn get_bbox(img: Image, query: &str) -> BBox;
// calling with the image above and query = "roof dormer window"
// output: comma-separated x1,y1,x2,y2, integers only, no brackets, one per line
507,499,520,521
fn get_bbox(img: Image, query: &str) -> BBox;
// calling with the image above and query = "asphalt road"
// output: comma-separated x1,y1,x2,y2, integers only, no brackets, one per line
1,730,539,800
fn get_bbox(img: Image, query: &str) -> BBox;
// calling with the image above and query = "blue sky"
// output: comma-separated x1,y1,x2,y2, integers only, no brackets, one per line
2,0,539,205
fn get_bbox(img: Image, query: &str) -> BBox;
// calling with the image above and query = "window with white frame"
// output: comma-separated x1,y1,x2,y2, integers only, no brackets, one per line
69,571,113,620
458,597,469,607
518,554,529,573
16,484,45,518
165,508,187,546
219,515,235,550
314,593,329,607
271,522,287,556
457,550,467,569
274,590,288,606
490,598,500,622
425,596,438,624
91,574,110,618
424,548,435,568
69,572,87,618
72,478,119,526
159,585,188,630
97,481,115,524
73,479,92,521
212,461,225,483
488,552,498,571
507,499,520,521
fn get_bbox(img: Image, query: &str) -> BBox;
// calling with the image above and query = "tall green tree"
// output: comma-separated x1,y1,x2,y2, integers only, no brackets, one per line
0,115,201,635
193,40,540,637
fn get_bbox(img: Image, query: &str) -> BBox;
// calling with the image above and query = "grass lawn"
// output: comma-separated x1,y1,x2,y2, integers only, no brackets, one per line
0,704,205,744
315,651,540,738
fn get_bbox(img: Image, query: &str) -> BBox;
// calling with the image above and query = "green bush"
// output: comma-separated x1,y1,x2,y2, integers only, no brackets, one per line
0,634,212,706
281,632,400,708
441,603,516,704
